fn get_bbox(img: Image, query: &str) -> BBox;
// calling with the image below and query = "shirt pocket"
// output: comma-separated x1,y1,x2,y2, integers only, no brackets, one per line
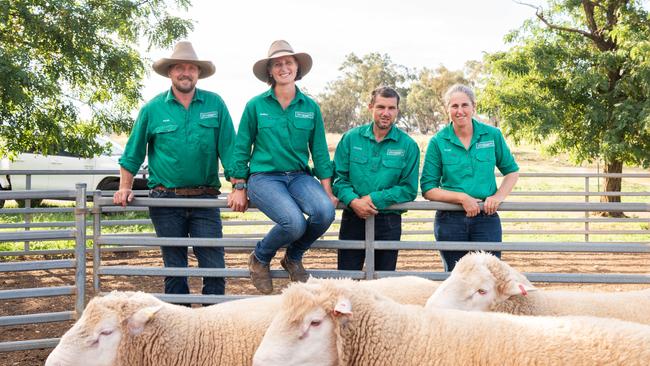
382,157,405,169
198,118,220,151
441,153,461,165
198,118,220,129
150,124,180,155
292,118,314,131
475,148,496,163
350,149,369,165
258,115,280,129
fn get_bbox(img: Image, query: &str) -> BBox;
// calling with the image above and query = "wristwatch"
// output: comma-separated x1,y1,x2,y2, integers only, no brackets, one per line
233,182,248,190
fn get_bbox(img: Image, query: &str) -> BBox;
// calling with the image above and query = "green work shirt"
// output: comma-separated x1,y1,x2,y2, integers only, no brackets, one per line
119,88,235,189
333,123,420,214
420,119,519,200
230,87,333,179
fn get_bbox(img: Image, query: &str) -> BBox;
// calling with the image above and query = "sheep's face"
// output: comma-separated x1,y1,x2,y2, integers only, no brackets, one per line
45,308,122,366
425,252,535,311
253,282,346,366
45,292,163,366
426,268,497,311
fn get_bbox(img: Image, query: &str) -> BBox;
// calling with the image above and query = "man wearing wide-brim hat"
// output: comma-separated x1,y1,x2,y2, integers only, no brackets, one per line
114,41,236,300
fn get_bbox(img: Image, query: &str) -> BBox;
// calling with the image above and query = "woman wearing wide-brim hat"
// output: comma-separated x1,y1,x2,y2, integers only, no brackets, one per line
228,40,337,294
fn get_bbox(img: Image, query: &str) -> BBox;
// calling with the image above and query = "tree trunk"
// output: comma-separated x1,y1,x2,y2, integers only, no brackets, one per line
599,160,625,217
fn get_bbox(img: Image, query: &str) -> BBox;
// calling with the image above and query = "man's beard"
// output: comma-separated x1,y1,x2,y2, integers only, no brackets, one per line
174,78,195,93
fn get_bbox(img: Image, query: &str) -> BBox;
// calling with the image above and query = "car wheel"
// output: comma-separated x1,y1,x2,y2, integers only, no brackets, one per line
96,178,120,191
132,178,149,190
16,199,43,208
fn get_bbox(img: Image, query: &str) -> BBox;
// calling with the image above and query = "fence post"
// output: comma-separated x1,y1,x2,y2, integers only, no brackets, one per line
92,190,102,294
364,216,375,280
585,176,589,242
74,183,87,317
23,174,32,252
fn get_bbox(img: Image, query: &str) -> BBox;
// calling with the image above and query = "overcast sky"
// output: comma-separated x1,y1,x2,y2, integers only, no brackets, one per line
140,0,545,122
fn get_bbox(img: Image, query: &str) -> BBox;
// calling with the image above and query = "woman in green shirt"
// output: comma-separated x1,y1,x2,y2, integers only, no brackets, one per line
228,40,337,294
421,84,519,271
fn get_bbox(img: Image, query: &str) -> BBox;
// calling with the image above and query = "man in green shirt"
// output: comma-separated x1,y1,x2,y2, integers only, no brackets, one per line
114,41,235,298
333,87,420,271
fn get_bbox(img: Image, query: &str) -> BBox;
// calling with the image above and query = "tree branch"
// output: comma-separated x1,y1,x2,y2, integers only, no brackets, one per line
514,0,616,51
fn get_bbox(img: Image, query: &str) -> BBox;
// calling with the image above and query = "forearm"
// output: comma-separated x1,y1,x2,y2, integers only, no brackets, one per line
119,167,135,190
494,172,519,200
423,188,472,204
320,177,333,195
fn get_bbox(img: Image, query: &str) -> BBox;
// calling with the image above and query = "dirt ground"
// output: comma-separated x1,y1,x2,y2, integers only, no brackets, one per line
2,249,650,365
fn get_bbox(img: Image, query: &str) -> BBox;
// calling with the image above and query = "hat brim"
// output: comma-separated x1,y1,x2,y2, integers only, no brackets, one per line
152,58,216,79
253,52,312,83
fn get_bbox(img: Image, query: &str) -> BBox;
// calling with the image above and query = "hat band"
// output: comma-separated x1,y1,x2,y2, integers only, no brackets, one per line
268,49,294,58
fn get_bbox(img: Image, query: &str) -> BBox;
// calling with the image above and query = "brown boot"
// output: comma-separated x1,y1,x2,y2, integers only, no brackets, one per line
280,254,309,282
248,252,273,294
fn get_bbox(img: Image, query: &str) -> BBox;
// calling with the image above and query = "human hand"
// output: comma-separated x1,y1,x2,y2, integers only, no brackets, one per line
483,194,504,215
113,189,134,207
349,195,378,219
461,194,482,217
327,193,339,208
227,189,249,212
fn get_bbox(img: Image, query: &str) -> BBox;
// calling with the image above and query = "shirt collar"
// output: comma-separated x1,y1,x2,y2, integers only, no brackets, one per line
360,122,400,142
164,88,204,104
264,86,305,106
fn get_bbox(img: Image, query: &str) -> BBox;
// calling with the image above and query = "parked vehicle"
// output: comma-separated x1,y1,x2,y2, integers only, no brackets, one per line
0,137,148,207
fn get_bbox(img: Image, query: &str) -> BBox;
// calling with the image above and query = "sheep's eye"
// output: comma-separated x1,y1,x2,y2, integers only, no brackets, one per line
100,329,114,336
477,289,487,295
310,320,321,327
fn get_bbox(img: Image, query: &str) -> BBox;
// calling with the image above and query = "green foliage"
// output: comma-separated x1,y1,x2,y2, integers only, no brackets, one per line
317,53,414,133
481,0,650,170
0,0,193,158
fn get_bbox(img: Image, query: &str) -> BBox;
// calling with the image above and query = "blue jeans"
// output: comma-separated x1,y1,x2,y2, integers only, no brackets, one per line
148,190,225,296
337,211,401,271
434,210,502,272
247,172,335,264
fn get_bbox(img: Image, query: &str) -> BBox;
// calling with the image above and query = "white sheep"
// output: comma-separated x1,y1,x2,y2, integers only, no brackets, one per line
45,276,438,366
254,278,650,366
425,251,650,324
44,291,280,366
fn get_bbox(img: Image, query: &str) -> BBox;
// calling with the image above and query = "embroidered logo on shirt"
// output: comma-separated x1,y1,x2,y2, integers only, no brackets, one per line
386,149,405,157
295,111,314,119
443,148,452,152
162,119,171,123
200,111,219,119
476,140,495,149
352,146,363,151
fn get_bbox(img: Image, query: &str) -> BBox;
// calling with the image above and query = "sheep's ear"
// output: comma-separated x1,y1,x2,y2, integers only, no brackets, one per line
127,305,162,335
333,296,352,317
503,280,537,297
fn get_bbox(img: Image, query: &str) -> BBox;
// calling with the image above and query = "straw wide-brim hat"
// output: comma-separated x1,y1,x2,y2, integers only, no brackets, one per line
253,40,312,83
152,41,215,79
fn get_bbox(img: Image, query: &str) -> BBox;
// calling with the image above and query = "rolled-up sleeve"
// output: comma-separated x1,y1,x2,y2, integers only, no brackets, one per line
119,107,149,175
420,136,442,195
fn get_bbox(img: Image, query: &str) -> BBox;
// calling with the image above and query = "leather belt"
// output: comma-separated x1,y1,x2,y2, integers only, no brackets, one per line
153,186,220,196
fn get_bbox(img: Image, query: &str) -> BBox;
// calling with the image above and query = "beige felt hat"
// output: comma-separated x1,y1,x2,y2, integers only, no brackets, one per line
152,41,215,79
253,40,312,83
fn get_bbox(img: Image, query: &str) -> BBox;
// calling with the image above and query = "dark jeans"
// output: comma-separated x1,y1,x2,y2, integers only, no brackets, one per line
337,210,402,271
148,190,225,296
247,172,335,264
434,210,502,272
